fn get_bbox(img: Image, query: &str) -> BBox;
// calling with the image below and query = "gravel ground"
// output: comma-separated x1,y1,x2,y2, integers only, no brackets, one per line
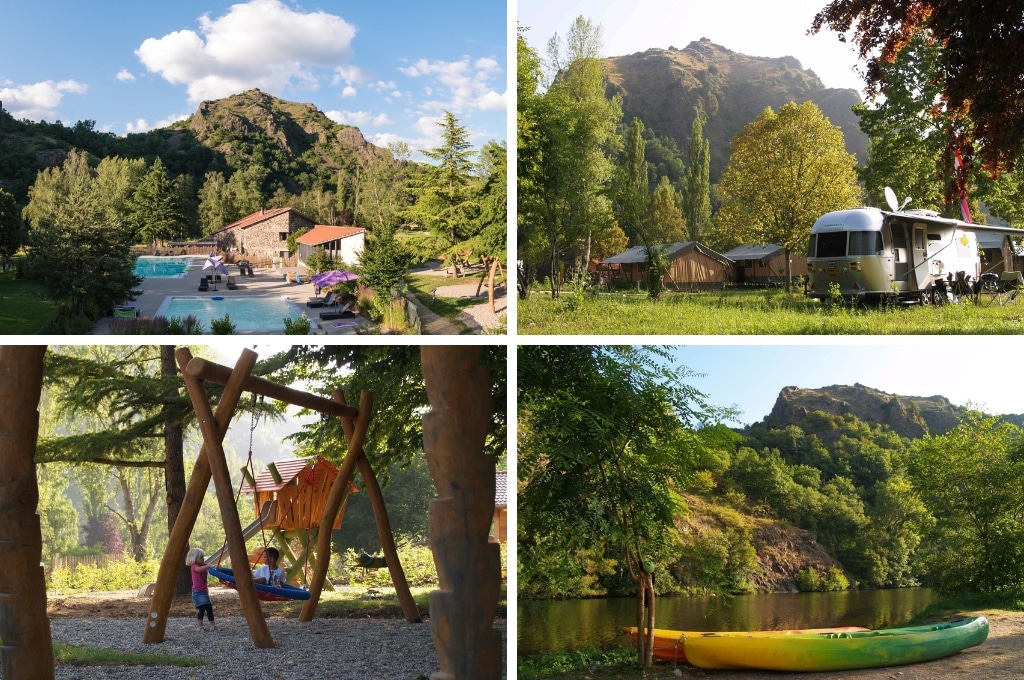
50,616,507,679
432,282,507,334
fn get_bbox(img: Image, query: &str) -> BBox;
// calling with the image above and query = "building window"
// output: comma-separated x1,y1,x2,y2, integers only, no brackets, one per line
280,232,288,241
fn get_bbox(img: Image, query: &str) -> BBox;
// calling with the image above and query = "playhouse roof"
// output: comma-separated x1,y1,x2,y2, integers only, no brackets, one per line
241,456,338,493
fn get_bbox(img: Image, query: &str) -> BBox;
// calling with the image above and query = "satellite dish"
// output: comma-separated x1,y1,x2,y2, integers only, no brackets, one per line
884,186,899,212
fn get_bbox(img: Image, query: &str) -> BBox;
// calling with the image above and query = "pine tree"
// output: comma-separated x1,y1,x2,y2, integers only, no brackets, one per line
130,158,188,248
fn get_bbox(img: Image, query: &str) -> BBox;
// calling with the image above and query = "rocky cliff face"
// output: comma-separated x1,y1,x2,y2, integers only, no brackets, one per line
604,39,867,182
184,88,372,166
763,384,966,438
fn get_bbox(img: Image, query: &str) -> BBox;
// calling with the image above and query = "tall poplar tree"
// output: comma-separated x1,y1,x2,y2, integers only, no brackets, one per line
682,115,712,241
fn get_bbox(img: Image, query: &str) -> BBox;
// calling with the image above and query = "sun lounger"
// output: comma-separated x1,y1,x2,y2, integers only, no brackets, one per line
198,277,209,291
226,275,238,290
307,292,335,308
246,264,254,277
320,303,354,320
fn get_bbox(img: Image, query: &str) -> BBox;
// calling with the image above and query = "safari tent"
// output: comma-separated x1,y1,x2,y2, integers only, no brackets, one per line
600,242,732,290
723,244,806,286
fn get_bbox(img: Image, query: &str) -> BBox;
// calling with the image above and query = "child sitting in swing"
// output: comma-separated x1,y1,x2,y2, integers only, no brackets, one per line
253,546,286,587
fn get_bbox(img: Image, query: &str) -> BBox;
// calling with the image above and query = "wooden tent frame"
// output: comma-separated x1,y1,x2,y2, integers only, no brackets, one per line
142,348,420,648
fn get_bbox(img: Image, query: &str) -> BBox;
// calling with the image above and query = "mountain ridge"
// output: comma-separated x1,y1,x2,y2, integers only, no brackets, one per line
603,39,868,182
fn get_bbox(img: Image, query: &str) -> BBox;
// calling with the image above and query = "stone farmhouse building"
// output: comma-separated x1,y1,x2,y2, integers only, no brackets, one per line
208,207,315,264
295,225,366,268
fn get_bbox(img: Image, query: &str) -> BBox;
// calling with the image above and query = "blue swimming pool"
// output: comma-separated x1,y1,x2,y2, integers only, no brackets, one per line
154,295,305,334
134,256,198,278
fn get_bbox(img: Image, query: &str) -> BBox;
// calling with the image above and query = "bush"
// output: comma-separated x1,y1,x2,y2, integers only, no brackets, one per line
48,558,160,593
330,542,438,588
283,314,312,335
210,314,235,334
797,566,850,592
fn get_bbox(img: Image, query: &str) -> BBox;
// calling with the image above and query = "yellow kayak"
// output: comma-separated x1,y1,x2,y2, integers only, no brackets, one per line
682,617,988,671
622,625,870,663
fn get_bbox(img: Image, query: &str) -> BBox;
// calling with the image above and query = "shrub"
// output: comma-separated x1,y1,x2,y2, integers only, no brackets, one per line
330,542,438,588
283,314,312,335
797,566,850,592
210,314,235,334
48,558,160,593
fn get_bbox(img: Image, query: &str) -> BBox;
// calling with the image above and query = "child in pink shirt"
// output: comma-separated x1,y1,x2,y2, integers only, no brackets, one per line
185,547,216,630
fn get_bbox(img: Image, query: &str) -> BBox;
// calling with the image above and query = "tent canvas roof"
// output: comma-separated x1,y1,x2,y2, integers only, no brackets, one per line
601,241,732,266
723,244,784,262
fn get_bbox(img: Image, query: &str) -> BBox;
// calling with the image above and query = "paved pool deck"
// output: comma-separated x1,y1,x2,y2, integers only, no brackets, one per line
90,263,372,335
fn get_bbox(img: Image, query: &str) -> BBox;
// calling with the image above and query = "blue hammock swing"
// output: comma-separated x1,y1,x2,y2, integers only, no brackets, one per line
209,566,311,602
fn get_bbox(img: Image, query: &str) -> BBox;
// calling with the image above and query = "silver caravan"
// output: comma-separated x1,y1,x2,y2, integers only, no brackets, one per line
806,206,1020,303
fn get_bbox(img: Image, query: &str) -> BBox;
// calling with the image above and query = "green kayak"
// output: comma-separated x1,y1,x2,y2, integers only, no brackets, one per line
684,616,989,672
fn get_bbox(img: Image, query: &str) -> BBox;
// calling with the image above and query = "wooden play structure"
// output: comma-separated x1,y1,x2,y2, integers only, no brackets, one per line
142,348,420,648
204,455,357,592
1,345,499,679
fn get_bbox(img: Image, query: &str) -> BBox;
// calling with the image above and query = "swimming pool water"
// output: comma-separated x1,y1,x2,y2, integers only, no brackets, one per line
134,256,197,278
155,295,303,334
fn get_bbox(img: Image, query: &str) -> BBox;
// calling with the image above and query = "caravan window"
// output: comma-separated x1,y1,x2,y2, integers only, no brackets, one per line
816,231,847,257
848,231,884,256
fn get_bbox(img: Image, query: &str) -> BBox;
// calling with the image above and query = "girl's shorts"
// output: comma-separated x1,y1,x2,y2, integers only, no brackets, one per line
191,589,212,608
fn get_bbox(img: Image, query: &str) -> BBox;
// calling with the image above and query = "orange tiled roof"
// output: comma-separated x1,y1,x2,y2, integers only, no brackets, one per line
296,225,366,245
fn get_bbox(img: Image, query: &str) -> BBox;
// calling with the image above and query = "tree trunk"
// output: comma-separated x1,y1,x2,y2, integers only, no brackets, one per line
160,345,190,595
0,346,55,680
784,246,793,294
421,347,502,679
635,570,656,667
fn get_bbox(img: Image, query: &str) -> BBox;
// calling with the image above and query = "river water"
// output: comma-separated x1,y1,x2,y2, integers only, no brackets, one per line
518,588,938,656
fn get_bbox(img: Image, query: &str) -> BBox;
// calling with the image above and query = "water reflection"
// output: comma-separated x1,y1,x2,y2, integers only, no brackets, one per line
518,588,938,656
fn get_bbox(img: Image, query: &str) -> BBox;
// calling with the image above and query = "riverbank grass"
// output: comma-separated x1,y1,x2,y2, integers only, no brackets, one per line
519,288,1024,334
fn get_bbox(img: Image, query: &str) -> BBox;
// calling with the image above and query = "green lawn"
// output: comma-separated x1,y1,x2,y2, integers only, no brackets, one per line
0,271,58,333
519,288,1024,335
406,272,482,327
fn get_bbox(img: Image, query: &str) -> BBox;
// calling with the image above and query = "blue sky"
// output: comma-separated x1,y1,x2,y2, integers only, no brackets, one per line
662,342,1024,426
0,0,507,160
519,0,866,95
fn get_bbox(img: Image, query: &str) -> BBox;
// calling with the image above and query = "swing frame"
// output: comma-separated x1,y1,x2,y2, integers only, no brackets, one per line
142,348,420,649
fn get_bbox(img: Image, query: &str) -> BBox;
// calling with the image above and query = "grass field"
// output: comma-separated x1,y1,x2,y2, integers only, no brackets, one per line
0,270,58,333
518,288,1024,335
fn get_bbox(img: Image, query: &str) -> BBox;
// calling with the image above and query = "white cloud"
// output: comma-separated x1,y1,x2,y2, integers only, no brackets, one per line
325,110,391,128
334,64,365,86
116,69,137,82
395,55,504,113
0,79,87,120
341,86,356,98
124,111,189,134
136,0,357,103
370,80,396,93
476,90,506,111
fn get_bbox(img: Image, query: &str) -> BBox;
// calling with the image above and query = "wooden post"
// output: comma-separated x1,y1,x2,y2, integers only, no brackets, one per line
298,390,372,622
355,440,422,623
0,346,54,680
421,346,502,679
143,348,257,643
186,355,274,648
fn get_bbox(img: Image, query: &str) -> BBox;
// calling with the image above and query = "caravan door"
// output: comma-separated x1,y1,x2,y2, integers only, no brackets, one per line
911,223,931,289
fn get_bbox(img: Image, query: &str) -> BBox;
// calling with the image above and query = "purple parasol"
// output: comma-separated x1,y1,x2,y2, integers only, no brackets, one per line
310,269,359,287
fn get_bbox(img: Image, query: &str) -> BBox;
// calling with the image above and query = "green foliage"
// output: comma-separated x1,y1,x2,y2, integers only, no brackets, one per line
518,646,637,680
37,463,79,562
518,346,733,599
209,314,236,334
304,246,336,275
797,566,850,592
646,176,687,244
286,227,309,256
405,111,479,247
333,543,438,588
130,157,189,245
908,412,1024,593
713,101,861,290
282,314,312,335
612,117,651,246
47,558,160,593
358,231,411,297
0,187,23,270
682,115,712,241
